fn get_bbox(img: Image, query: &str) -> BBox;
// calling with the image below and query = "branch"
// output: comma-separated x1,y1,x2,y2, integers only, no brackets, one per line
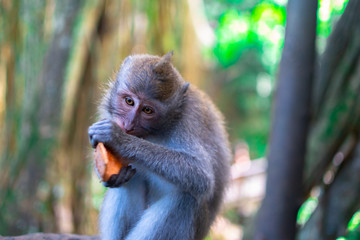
0,233,99,240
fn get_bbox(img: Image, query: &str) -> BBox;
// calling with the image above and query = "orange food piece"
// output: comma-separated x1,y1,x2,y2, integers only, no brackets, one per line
94,142,127,182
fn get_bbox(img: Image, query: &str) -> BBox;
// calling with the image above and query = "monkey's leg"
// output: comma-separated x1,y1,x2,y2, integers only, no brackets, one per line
100,177,146,240
125,193,197,240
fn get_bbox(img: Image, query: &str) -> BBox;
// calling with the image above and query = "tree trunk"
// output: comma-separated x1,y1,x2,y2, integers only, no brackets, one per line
255,0,317,239
298,0,360,238
304,0,360,194
0,0,83,234
299,138,360,240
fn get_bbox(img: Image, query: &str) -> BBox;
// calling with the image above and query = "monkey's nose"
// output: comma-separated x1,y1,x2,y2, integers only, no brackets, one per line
123,122,135,133
118,121,133,133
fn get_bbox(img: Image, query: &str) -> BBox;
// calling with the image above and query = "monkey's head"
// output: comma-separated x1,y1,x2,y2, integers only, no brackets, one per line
102,52,190,138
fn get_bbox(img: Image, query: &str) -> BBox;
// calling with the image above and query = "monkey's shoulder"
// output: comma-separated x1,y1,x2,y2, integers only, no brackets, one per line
182,87,227,137
186,87,224,120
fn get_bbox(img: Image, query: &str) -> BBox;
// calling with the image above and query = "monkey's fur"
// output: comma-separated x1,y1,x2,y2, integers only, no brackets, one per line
88,52,231,240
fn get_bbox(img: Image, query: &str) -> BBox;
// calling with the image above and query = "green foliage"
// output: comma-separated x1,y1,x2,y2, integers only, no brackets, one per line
297,202,360,238
348,211,360,231
205,0,348,158
317,0,349,53
337,211,360,240
214,2,285,69
297,197,318,226
224,208,243,224
205,0,286,158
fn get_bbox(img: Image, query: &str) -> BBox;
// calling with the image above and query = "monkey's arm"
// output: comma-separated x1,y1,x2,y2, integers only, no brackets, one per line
88,119,214,198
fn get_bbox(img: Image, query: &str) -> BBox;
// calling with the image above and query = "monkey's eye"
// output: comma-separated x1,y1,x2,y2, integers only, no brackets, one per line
142,106,153,114
125,97,134,106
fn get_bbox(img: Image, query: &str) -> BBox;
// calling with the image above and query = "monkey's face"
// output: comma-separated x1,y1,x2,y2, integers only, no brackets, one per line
104,53,187,138
110,89,167,138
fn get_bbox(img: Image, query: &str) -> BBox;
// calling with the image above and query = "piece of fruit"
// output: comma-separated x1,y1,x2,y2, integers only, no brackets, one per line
94,142,127,182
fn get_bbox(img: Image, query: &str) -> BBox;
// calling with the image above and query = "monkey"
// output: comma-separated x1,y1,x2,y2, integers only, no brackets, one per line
88,51,231,240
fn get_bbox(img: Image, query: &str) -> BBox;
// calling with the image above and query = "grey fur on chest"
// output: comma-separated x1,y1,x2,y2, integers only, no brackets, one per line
130,166,178,202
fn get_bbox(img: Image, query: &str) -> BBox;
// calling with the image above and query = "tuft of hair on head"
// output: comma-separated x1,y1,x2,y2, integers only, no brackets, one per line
153,51,174,74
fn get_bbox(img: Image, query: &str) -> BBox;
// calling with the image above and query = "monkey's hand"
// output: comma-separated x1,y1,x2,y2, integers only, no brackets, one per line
89,120,136,187
88,119,124,150
103,165,136,188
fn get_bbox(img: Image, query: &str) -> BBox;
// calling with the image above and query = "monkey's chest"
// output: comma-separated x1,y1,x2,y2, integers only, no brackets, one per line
144,173,178,203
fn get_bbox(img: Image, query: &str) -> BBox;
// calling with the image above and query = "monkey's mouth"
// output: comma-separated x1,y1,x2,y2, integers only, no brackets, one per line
125,129,145,138
125,129,136,135
113,119,131,134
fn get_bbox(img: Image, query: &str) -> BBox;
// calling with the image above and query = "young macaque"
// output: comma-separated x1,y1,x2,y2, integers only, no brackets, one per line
88,52,231,240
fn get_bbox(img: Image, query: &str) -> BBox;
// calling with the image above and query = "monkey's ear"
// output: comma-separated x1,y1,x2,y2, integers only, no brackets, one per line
182,82,190,94
161,51,173,62
154,51,173,73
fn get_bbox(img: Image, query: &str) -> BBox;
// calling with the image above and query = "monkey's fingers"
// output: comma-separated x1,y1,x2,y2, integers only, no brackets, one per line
88,125,112,149
123,166,136,183
91,121,112,129
103,174,117,187
104,166,136,188
88,134,98,149
88,124,112,137
112,166,136,187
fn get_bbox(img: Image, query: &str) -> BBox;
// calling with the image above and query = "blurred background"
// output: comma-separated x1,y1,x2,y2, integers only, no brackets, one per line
1,0,359,239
